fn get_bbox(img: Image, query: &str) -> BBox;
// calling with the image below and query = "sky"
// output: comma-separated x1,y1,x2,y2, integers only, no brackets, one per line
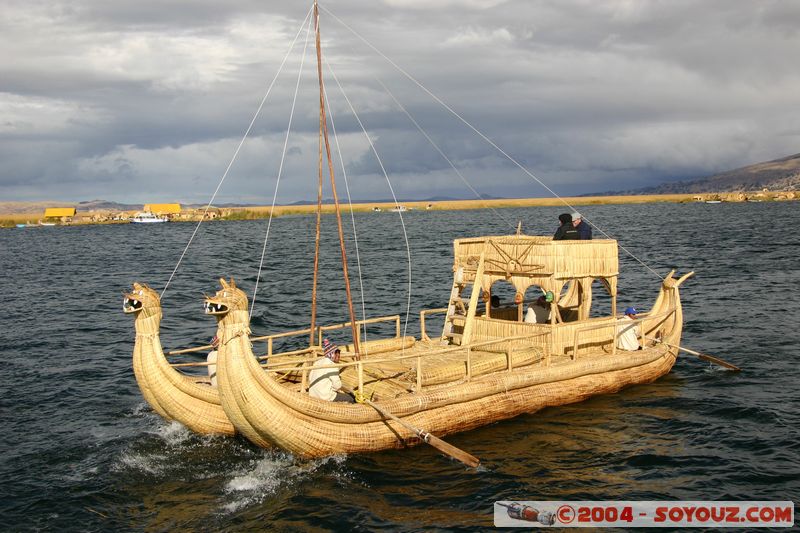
1,0,799,204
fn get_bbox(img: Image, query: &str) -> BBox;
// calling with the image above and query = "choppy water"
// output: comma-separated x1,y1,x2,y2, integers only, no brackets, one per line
1,202,798,531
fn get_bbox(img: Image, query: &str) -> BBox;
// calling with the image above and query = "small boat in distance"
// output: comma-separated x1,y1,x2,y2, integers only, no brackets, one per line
130,212,168,224
389,205,407,212
704,200,723,204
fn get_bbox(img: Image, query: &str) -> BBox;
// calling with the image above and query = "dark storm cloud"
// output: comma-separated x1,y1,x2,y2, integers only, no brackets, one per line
1,0,799,203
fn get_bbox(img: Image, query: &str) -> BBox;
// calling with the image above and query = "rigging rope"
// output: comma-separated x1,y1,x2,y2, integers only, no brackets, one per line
250,14,316,317
375,77,518,232
323,78,370,347
324,58,414,345
160,5,314,299
320,4,664,281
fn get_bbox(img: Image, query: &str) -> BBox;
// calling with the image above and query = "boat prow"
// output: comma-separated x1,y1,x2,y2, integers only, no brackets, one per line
124,283,234,435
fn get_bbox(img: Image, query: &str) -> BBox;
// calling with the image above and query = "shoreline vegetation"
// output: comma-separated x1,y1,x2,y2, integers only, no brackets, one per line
1,191,796,228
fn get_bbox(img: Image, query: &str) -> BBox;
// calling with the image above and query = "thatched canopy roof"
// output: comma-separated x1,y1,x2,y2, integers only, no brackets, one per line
454,236,618,279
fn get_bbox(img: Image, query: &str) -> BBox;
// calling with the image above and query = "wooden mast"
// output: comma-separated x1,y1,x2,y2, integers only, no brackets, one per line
313,0,361,358
309,62,324,347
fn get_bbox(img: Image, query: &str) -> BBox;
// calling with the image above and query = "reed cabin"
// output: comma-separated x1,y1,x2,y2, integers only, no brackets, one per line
420,236,644,361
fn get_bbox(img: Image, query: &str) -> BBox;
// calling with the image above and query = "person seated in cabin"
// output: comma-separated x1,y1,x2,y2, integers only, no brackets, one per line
524,295,551,324
553,213,580,240
309,338,355,403
207,335,220,387
617,307,643,351
571,211,592,240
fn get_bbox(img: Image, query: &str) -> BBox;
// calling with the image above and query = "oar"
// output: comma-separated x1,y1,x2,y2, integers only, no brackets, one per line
344,388,480,468
648,337,741,372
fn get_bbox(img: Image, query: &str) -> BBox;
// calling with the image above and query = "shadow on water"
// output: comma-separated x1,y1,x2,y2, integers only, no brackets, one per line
1,202,799,530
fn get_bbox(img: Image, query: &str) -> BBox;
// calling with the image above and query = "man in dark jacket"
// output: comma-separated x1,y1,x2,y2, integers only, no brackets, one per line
571,212,592,240
553,213,580,240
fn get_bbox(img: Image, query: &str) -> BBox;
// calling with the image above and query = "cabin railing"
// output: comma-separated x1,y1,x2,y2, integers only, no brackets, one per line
570,307,676,359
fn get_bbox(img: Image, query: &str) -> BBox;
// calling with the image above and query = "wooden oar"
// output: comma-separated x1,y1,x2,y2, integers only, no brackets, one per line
344,388,480,468
648,337,741,372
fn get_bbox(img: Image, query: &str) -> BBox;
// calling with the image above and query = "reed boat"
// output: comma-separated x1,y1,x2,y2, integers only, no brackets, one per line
124,283,235,436
208,236,692,458
124,1,697,463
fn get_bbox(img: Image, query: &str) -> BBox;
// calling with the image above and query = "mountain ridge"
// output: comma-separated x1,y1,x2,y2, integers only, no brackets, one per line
598,152,800,196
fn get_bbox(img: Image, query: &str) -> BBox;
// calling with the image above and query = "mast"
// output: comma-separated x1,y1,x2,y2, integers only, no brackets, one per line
313,0,361,358
309,62,324,347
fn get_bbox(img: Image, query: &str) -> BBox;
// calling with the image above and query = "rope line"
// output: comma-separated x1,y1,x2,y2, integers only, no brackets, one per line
323,73,370,347
321,4,664,281
160,5,314,299
324,57,414,346
251,14,315,317
375,77,517,231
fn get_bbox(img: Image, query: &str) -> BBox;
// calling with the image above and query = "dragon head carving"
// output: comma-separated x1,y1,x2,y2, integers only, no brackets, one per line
123,283,161,318
204,278,248,321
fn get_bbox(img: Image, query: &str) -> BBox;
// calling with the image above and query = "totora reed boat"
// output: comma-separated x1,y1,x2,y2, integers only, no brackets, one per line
204,238,691,459
124,1,694,465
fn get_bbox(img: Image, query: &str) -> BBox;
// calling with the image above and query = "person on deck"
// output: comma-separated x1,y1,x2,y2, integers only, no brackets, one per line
617,307,642,351
571,212,592,240
207,335,220,387
524,295,551,324
553,213,580,240
309,338,355,403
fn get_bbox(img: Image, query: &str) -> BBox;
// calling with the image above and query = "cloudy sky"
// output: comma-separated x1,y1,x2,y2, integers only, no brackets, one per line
2,0,799,204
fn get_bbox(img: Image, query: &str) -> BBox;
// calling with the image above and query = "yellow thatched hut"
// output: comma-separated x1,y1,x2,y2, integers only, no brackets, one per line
144,203,181,217
43,207,76,222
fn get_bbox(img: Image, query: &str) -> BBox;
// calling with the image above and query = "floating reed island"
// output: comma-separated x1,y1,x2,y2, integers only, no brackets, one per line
2,190,797,228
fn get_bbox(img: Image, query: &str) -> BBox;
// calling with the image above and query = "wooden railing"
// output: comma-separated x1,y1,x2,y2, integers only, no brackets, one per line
169,314,550,396
262,331,550,396
419,308,448,341
317,315,401,348
570,307,676,359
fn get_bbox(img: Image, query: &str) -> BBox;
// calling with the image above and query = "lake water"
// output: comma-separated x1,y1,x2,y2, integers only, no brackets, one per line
1,202,798,531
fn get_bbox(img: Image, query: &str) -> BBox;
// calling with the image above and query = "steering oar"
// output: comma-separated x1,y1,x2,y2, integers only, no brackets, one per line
648,337,741,372
345,388,480,468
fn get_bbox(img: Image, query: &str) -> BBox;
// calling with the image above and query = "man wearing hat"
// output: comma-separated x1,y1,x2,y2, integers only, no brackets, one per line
617,307,642,351
553,213,580,240
309,338,355,403
571,212,592,240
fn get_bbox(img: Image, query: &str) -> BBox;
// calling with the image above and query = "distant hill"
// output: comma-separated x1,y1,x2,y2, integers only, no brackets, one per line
611,153,800,195
77,199,143,211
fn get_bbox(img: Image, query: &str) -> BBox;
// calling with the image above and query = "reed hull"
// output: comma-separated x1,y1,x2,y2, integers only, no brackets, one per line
215,271,688,457
127,286,235,436
132,334,235,436
219,334,677,457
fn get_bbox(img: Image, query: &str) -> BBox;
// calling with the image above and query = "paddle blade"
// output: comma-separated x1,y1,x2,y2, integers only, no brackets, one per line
424,433,480,468
698,353,741,372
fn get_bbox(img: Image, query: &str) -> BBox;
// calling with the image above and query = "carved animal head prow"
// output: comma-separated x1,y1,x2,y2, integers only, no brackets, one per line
123,283,161,316
204,277,248,318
